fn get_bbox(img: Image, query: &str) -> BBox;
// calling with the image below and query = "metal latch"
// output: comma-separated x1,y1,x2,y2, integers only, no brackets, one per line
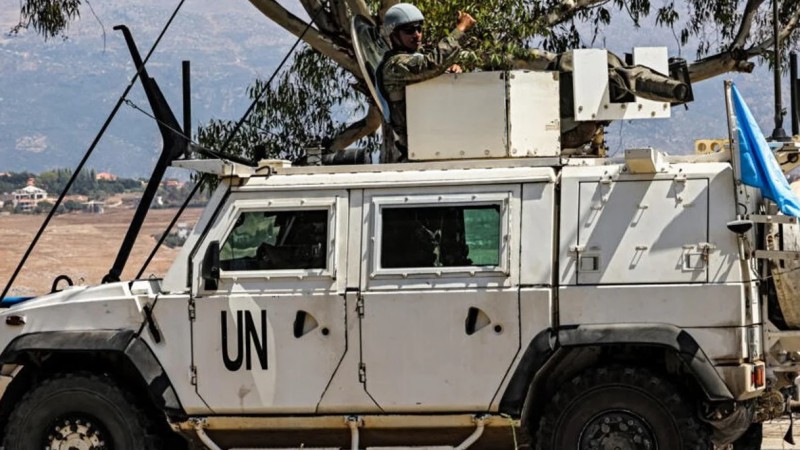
569,245,585,254
358,363,367,384
190,365,197,386
698,242,716,264
356,295,365,318
571,245,601,273
698,242,716,256
698,242,717,253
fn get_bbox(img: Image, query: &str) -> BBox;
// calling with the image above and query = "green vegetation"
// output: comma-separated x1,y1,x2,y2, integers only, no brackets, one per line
0,169,144,200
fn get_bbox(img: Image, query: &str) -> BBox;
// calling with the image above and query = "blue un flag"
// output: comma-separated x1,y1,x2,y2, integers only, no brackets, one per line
732,83,800,217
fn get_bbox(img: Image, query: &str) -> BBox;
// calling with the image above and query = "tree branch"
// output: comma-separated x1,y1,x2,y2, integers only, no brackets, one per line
690,3,800,83
345,0,372,19
688,52,756,83
327,104,382,152
784,3,800,41
729,3,800,61
731,0,765,49
247,0,361,76
379,0,400,20
296,0,339,36
332,0,351,36
546,0,610,26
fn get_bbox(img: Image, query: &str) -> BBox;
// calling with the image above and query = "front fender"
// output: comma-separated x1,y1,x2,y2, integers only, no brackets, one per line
0,330,182,414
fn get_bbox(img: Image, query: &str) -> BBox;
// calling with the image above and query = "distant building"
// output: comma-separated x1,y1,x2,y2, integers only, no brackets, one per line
12,180,48,212
176,222,191,239
64,194,89,203
82,200,105,214
96,172,118,181
163,179,184,189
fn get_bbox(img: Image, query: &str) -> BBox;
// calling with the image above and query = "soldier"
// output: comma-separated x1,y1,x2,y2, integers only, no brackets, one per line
379,4,476,160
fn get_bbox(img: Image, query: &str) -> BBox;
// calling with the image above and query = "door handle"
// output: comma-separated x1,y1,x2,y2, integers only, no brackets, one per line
293,310,320,338
465,307,491,335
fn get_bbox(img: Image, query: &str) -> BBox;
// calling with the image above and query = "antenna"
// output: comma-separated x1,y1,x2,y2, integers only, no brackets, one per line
771,0,790,141
183,60,192,157
791,52,799,136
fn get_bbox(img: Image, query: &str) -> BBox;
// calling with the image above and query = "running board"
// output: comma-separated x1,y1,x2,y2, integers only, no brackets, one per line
185,415,497,450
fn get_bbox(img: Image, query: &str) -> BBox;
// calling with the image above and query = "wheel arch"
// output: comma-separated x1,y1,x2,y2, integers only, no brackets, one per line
499,324,734,425
0,330,184,435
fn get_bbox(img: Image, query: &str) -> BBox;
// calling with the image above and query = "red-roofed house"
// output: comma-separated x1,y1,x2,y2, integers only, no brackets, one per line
96,172,118,181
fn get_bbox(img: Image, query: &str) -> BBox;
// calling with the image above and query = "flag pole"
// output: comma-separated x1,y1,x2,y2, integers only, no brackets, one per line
724,80,744,211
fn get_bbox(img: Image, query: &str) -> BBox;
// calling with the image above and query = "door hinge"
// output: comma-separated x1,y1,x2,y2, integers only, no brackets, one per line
358,363,367,384
356,295,365,318
190,365,197,386
188,299,196,321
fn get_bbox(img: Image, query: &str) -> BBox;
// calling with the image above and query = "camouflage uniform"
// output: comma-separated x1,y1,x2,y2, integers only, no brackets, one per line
379,29,467,153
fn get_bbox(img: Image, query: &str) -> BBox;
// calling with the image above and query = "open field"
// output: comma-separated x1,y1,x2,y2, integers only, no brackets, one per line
0,207,202,296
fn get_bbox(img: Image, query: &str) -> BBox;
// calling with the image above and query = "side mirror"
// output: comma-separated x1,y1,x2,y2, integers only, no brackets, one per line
202,241,220,290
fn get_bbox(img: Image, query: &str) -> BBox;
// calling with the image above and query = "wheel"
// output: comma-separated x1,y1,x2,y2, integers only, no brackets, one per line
732,423,762,449
536,366,712,450
2,372,164,450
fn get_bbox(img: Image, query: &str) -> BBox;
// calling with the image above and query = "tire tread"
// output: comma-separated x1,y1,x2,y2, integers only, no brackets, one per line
2,371,164,450
535,365,712,450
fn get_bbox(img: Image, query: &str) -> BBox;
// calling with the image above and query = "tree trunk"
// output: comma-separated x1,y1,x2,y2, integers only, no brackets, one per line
688,52,756,83
327,105,382,152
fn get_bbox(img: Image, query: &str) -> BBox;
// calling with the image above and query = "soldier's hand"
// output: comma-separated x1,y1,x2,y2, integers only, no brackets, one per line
456,11,476,33
446,64,463,73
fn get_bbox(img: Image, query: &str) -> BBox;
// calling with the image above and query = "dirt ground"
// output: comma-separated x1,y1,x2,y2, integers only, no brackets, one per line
0,207,202,297
764,420,799,448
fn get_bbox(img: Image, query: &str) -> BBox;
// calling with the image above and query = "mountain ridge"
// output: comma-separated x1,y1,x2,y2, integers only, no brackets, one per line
0,1,794,178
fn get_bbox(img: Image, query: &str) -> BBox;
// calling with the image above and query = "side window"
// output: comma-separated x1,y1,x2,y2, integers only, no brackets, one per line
220,209,328,271
380,205,501,269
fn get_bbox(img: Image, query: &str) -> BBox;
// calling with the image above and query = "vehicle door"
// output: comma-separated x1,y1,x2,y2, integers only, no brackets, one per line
358,185,521,412
191,190,348,414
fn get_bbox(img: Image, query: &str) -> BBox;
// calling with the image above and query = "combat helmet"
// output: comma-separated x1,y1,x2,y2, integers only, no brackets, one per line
382,3,424,38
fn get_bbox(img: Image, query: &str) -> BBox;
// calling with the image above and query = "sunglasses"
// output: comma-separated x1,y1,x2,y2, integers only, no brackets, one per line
398,24,423,35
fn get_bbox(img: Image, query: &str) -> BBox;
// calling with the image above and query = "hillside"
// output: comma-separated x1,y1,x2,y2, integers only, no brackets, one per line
0,1,795,177
0,0,290,177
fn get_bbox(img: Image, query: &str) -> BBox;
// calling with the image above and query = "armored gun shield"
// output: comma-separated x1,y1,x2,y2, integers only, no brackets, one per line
351,15,391,121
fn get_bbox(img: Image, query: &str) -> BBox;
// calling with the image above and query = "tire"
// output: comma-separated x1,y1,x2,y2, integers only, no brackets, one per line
732,423,762,450
2,372,164,450
536,366,713,450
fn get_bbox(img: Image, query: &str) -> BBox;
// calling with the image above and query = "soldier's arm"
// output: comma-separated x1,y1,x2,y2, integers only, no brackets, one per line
384,29,467,83
509,49,558,71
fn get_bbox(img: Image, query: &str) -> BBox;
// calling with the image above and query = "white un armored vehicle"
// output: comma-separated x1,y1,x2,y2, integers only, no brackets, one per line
2,22,800,450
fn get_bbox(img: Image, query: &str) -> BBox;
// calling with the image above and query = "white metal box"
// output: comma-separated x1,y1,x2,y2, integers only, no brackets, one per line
406,70,560,161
